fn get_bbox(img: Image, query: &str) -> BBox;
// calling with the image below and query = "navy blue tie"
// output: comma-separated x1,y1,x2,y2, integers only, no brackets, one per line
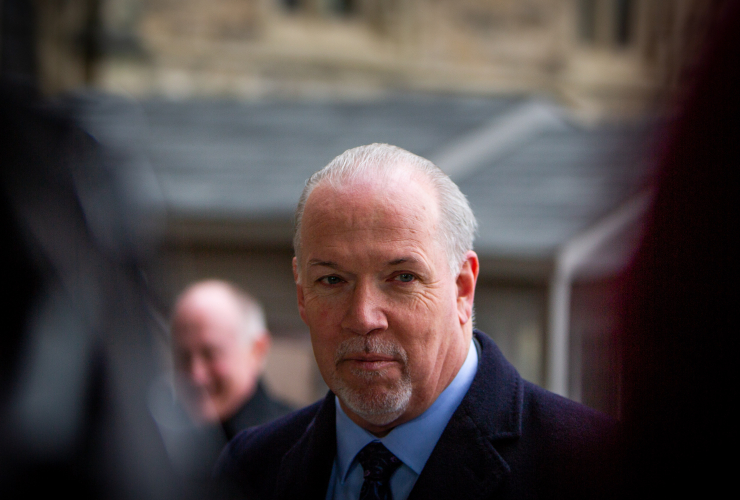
356,441,402,500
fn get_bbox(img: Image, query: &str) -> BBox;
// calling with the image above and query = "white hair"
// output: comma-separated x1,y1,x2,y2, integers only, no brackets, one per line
234,286,268,344
172,280,267,344
293,143,477,276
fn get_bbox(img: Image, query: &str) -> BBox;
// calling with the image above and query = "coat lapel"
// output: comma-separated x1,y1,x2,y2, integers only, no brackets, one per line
408,331,524,499
273,392,337,500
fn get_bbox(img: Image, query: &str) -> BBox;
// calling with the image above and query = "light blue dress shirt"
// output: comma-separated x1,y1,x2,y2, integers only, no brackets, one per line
325,339,479,500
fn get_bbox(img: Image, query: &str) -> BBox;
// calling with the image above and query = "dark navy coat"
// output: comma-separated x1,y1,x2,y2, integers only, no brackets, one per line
214,331,619,499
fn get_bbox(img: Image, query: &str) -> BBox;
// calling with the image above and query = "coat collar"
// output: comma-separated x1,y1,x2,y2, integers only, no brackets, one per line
465,330,524,440
274,392,337,500
408,330,523,499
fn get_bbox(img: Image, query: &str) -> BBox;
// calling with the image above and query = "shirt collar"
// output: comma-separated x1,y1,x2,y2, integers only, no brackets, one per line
335,338,478,481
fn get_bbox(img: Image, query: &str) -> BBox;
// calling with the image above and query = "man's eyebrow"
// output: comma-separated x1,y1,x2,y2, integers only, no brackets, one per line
307,259,338,268
388,257,420,266
306,257,420,268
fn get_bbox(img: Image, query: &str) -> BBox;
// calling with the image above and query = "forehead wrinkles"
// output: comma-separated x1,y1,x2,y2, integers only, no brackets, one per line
323,210,434,244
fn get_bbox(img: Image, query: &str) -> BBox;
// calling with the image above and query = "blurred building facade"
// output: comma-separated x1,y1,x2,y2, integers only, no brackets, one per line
1,1,717,115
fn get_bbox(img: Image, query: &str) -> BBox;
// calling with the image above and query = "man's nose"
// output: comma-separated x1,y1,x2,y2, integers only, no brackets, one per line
188,357,210,387
341,280,388,335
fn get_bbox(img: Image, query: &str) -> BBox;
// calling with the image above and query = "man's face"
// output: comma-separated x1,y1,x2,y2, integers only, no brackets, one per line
171,287,262,422
294,172,476,435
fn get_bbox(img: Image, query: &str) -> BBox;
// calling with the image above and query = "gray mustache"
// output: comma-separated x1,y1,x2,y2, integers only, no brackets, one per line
334,337,408,365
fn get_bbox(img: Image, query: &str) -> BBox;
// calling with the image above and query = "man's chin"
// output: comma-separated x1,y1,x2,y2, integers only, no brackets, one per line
334,381,412,427
182,396,223,424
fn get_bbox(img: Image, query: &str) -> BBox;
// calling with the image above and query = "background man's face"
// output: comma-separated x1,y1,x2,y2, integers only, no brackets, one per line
294,172,471,435
171,287,262,422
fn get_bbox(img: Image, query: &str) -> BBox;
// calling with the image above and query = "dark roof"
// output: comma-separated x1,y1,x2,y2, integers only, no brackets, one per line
458,119,653,256
92,93,654,260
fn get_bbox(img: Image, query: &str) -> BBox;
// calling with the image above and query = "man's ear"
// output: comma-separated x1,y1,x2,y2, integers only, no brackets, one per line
293,257,307,324
456,251,479,326
251,333,271,370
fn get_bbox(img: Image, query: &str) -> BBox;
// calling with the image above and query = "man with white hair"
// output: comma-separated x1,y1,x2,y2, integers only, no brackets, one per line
215,144,617,499
171,280,292,440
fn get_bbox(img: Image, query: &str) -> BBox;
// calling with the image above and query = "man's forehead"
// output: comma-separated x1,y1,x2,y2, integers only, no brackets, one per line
299,176,441,262
173,290,241,336
302,196,437,251
305,171,436,220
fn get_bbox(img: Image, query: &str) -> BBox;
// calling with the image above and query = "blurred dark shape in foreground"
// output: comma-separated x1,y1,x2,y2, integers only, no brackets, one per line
0,81,190,499
620,1,738,495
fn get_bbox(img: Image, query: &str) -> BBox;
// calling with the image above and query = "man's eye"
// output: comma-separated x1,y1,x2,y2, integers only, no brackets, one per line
201,348,217,361
320,276,343,285
395,273,415,283
175,352,191,369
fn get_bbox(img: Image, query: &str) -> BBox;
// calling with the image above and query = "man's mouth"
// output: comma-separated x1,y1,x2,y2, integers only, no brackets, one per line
342,354,398,371
334,336,407,370
187,383,219,399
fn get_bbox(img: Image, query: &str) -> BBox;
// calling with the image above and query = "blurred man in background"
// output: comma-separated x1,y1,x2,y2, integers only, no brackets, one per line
170,280,292,440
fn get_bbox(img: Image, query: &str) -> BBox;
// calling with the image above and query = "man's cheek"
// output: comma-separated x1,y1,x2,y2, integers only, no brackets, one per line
305,301,339,326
